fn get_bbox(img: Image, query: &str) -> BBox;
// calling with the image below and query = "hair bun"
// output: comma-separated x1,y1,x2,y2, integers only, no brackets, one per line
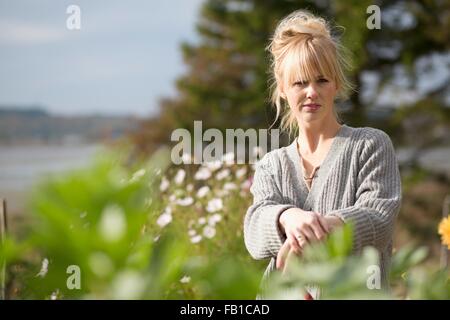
274,10,331,40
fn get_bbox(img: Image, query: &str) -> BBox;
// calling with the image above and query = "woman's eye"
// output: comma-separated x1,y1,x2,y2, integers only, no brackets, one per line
318,78,329,83
294,81,307,86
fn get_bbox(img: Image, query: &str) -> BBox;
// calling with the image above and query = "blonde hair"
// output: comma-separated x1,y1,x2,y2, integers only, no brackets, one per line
266,10,354,137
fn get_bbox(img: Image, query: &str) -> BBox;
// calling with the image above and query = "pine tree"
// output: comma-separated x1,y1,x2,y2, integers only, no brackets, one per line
131,0,450,155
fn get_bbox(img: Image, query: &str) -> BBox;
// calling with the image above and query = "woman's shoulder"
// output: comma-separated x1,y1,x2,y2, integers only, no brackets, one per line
254,144,291,173
345,125,397,159
347,125,394,147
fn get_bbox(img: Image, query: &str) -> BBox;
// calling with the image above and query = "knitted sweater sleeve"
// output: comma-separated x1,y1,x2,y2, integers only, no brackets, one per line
244,155,296,260
328,130,402,252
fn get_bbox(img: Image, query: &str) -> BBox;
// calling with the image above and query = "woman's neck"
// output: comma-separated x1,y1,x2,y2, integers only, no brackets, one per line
296,117,341,155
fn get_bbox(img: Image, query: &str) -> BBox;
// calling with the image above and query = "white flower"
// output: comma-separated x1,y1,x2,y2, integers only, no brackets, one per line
216,168,230,180
208,213,222,226
206,198,223,213
207,217,216,226
190,235,202,244
205,160,222,171
194,167,212,180
180,275,191,284
159,176,170,192
187,184,194,192
99,204,127,242
169,194,176,202
36,258,49,277
222,152,235,165
188,229,196,237
130,169,146,183
235,167,247,179
196,186,210,198
224,182,237,191
198,217,206,225
50,289,59,300
156,207,172,228
174,169,186,185
176,197,194,206
203,225,216,239
182,153,192,164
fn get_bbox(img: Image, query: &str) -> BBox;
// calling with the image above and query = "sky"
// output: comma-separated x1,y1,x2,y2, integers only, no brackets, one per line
0,1,448,118
0,0,204,117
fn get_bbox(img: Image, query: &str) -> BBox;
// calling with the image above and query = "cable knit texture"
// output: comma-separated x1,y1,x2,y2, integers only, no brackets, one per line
244,124,402,295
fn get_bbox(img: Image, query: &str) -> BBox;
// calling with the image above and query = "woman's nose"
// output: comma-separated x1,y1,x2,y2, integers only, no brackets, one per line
305,83,318,99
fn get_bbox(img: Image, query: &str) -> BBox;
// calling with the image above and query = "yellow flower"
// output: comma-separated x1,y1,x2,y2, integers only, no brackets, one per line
438,217,450,250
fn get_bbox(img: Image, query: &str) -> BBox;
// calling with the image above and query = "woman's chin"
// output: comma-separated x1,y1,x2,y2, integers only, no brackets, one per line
301,113,323,123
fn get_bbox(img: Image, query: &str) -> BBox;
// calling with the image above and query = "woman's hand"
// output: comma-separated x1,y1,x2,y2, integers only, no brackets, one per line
278,208,330,253
276,240,292,270
276,240,297,271
276,214,344,271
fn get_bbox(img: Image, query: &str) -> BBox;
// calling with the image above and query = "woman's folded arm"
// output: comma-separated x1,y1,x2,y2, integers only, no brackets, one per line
244,158,295,260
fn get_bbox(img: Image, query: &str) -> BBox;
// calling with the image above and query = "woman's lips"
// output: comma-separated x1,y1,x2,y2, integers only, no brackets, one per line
302,104,321,111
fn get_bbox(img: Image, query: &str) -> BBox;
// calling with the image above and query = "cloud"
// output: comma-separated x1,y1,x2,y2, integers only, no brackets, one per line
0,19,66,45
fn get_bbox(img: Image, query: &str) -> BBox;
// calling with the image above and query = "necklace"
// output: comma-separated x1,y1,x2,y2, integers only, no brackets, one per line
295,124,342,185
296,138,320,185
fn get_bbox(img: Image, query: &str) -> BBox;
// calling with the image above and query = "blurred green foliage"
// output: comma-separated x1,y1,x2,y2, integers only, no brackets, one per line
1,148,448,299
0,149,261,299
265,225,449,300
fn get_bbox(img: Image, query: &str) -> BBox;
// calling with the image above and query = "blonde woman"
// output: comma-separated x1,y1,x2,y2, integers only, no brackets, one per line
244,10,402,299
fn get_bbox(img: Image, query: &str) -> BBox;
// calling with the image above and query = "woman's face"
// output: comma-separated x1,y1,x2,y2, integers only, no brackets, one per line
281,72,338,124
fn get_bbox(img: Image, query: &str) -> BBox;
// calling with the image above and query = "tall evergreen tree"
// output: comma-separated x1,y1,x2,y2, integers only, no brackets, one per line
131,0,449,155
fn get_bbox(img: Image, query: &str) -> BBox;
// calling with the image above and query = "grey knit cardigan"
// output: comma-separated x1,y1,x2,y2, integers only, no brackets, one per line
244,124,402,291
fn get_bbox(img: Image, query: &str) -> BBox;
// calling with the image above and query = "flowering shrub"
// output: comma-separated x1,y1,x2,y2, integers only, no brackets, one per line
0,148,261,299
153,153,255,261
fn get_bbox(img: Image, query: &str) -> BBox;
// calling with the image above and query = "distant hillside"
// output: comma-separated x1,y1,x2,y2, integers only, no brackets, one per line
0,107,140,145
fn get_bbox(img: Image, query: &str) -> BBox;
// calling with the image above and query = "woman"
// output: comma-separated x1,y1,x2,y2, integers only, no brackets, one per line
243,10,402,298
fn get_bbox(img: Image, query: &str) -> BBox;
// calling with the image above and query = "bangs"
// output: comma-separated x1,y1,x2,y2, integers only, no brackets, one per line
281,38,337,86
